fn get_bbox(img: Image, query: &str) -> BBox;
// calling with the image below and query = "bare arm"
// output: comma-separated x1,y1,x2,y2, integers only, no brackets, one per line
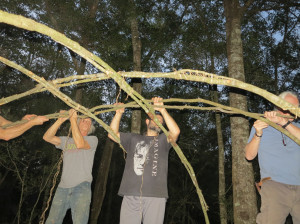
285,123,300,140
0,115,48,141
0,116,12,126
264,111,300,140
43,110,68,146
108,103,124,142
244,119,268,160
244,110,300,160
69,109,90,149
153,97,180,143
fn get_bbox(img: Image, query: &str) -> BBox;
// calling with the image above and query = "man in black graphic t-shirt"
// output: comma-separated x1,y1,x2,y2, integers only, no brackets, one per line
108,97,180,224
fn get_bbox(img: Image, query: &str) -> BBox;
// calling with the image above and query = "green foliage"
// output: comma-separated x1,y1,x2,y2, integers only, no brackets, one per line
0,0,299,223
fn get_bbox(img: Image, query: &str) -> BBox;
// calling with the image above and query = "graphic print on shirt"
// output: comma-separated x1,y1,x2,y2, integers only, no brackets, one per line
151,137,159,176
133,137,160,176
64,143,79,152
133,140,150,176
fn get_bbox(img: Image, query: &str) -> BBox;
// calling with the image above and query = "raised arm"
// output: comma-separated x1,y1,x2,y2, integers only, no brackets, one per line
0,115,48,141
108,103,124,142
0,116,12,126
153,97,180,143
264,111,300,140
43,110,68,146
69,109,90,149
245,119,268,160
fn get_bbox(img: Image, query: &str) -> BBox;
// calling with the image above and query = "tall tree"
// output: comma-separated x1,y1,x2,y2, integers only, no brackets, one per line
223,1,257,223
129,0,142,134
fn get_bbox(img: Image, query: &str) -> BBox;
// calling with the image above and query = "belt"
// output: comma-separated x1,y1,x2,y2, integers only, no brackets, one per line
255,177,271,194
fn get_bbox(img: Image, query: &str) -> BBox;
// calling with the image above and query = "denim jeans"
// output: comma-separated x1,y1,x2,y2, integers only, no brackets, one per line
46,181,91,224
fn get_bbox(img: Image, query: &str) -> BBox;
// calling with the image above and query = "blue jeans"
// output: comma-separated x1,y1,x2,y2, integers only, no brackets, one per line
46,181,91,224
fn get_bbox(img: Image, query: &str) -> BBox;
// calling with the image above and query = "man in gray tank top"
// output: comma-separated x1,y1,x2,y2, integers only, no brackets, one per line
43,109,98,224
108,97,180,224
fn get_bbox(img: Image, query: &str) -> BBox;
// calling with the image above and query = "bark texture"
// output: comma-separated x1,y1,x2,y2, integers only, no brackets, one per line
224,1,257,223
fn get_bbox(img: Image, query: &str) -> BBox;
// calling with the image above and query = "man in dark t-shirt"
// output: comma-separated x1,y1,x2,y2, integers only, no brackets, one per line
108,97,180,224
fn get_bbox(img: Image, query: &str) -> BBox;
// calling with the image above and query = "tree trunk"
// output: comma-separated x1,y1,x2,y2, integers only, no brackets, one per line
212,89,228,224
224,1,257,223
90,138,115,224
210,53,228,224
129,0,142,134
216,106,228,224
104,156,117,224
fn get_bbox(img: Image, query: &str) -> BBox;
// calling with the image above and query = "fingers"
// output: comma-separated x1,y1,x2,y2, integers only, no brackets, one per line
114,102,125,114
264,111,286,125
58,110,69,122
69,109,77,120
38,116,49,123
152,97,163,105
32,116,49,125
253,120,268,134
22,114,36,120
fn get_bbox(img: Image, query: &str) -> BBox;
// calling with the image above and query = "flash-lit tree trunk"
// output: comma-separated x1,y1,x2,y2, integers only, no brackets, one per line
223,1,257,223
129,0,142,134
215,92,228,224
210,55,228,224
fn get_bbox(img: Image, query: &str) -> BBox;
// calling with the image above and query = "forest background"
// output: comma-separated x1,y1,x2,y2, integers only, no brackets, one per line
0,0,299,224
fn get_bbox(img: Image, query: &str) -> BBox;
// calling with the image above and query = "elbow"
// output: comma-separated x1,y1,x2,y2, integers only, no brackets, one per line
43,135,49,142
76,145,86,149
74,139,88,149
0,133,13,141
75,142,86,149
1,136,11,141
172,129,180,139
245,151,255,161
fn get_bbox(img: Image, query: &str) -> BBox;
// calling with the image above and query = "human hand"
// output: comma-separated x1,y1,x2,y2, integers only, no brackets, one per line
115,103,125,115
22,114,36,120
69,109,78,121
264,111,287,126
152,97,165,113
253,120,269,136
30,116,49,125
58,110,69,123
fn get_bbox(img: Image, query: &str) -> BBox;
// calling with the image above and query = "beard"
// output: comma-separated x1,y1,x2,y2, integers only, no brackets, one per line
148,123,161,134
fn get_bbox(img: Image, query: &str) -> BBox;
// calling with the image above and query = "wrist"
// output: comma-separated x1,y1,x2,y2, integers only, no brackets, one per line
70,118,77,122
282,120,292,129
159,108,167,115
255,132,262,138
115,112,123,116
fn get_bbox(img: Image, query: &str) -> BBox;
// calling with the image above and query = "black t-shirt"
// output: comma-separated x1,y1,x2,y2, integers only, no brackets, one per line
118,132,172,198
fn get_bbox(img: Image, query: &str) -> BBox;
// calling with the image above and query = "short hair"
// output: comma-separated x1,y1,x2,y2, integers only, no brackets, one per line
274,91,299,111
77,118,96,135
278,91,299,103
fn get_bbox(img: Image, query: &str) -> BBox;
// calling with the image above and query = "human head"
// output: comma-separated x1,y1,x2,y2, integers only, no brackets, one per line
77,118,95,136
146,114,164,135
133,141,149,175
276,91,299,116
